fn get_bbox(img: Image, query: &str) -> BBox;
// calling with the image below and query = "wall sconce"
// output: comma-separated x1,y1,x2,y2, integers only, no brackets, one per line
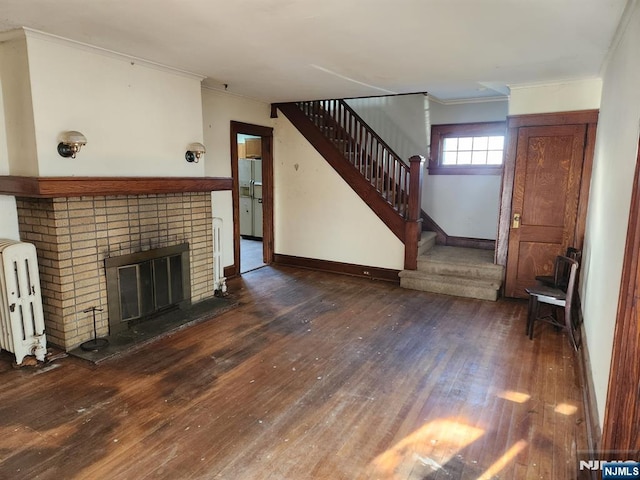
57,131,87,158
185,142,206,163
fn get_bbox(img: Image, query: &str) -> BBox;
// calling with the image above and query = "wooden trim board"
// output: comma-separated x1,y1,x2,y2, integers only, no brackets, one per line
273,254,400,283
0,176,232,197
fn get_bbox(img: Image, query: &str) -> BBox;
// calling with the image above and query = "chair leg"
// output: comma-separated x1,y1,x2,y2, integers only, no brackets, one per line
564,305,578,351
528,295,538,340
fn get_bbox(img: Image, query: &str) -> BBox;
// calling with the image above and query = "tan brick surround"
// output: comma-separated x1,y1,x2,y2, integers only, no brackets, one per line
16,193,214,350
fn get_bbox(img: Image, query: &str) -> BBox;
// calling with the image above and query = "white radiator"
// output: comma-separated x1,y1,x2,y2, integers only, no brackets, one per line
212,217,227,294
0,240,46,364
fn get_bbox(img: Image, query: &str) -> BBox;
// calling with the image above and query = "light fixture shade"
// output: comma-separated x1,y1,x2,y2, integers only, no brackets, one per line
185,142,206,163
57,130,87,158
187,142,206,154
59,130,87,146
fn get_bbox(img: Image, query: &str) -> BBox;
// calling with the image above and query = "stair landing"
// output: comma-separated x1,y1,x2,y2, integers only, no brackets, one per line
399,245,504,301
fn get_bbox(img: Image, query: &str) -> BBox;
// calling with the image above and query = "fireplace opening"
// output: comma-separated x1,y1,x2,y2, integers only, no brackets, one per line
105,243,191,334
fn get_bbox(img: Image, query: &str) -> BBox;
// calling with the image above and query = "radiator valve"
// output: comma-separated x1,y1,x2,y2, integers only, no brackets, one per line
31,336,47,362
215,278,228,297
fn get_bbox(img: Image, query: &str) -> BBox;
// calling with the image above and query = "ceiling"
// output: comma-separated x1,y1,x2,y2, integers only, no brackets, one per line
0,0,629,103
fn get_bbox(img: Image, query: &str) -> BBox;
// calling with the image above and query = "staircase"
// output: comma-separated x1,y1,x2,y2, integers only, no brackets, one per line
399,232,504,301
276,100,425,269
276,99,505,300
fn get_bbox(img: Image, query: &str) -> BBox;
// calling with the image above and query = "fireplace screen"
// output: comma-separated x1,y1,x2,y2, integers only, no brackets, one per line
106,243,191,333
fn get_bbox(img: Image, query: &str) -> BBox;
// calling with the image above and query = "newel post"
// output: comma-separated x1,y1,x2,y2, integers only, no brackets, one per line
404,155,425,270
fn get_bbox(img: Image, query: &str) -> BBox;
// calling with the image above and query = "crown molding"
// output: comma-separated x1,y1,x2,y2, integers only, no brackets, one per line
21,27,207,82
428,94,508,106
201,83,270,104
508,77,602,91
600,0,639,76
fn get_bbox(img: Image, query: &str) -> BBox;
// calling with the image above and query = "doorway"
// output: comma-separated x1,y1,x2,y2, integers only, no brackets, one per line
230,121,274,276
496,110,598,298
238,134,265,273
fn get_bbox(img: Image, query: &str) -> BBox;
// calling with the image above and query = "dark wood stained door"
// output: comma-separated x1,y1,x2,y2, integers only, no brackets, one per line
504,124,587,298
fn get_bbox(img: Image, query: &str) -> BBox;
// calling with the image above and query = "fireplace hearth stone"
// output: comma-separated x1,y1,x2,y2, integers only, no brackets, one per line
68,295,237,363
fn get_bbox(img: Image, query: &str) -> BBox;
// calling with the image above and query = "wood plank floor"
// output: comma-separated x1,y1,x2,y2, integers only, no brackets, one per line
0,266,588,479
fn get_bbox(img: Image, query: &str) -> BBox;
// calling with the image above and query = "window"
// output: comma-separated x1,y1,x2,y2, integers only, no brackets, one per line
429,122,506,175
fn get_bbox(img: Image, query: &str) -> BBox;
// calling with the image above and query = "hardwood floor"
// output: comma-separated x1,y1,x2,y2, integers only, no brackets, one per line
0,266,588,479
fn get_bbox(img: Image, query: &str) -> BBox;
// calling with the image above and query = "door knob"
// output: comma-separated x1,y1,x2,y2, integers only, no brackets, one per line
512,213,521,229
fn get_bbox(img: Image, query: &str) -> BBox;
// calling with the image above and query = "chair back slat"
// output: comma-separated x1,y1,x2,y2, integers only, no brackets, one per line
527,255,580,350
551,250,581,291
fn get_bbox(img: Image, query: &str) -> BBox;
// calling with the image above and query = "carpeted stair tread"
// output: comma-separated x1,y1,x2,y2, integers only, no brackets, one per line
399,270,501,287
417,245,503,281
417,231,437,255
399,272,500,301
400,245,504,301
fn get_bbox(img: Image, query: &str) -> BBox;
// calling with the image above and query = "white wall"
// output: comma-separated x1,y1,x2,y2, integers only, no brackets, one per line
427,99,508,239
0,34,34,240
430,99,508,125
580,2,640,426
0,29,209,242
0,35,38,176
274,114,405,269
24,30,205,177
201,88,272,268
423,175,503,239
348,95,506,239
201,89,405,271
509,79,602,116
0,197,20,240
346,95,428,162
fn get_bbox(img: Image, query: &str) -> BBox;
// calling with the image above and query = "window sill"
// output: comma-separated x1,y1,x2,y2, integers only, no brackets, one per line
427,165,503,176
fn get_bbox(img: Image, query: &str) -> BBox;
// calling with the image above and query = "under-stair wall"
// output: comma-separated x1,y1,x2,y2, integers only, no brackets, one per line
276,100,425,270
273,113,406,272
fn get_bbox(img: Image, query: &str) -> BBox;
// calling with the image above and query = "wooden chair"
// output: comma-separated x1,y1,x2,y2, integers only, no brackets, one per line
525,256,580,351
534,247,581,289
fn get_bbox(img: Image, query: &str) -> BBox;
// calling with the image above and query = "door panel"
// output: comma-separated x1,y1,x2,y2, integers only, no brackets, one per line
504,124,586,298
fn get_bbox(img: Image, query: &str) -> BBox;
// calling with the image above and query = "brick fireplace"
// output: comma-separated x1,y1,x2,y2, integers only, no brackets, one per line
15,192,215,351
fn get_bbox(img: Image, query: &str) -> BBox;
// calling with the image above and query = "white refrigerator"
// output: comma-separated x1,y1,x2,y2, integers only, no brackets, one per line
239,158,263,238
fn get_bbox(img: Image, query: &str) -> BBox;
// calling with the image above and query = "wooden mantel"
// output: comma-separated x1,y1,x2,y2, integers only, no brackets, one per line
0,176,233,198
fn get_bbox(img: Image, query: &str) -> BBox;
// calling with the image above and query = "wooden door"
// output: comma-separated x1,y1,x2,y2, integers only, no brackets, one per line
504,124,587,298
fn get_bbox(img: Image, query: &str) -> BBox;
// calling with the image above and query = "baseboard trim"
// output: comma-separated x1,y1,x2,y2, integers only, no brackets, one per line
223,265,237,279
576,294,602,459
273,254,400,283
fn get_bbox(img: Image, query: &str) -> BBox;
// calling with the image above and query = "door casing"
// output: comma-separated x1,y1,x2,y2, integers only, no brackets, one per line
229,121,274,277
602,136,640,455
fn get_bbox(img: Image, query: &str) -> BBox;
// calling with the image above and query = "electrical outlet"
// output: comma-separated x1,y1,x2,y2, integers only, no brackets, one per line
363,270,370,275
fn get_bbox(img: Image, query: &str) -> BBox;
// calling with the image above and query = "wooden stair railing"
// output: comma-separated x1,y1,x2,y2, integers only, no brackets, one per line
275,100,424,270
